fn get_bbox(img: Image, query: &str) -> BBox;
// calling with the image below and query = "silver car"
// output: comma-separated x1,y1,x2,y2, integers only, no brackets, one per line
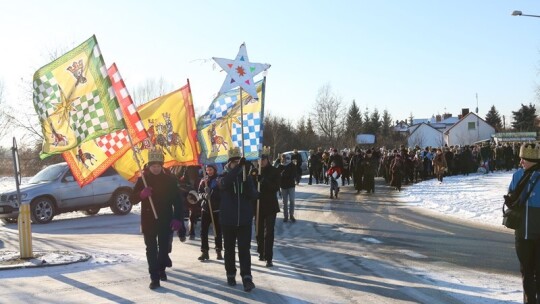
0,162,134,224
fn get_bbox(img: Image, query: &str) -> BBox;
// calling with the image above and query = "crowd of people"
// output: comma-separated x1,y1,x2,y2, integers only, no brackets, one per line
131,141,535,301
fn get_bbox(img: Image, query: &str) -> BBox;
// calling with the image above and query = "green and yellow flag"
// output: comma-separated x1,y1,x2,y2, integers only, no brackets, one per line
33,35,124,159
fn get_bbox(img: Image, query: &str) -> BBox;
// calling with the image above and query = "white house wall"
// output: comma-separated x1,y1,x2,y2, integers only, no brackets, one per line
446,114,495,146
407,124,444,148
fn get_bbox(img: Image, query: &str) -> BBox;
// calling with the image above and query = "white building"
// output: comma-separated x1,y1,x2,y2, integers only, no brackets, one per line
407,123,444,148
443,112,495,146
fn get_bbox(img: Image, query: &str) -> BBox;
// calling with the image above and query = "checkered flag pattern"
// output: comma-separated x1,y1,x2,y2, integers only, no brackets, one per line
96,64,147,156
33,72,61,120
70,91,109,142
199,94,238,127
231,112,261,154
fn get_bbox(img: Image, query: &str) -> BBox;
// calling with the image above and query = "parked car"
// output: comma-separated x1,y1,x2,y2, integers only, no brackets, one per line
0,163,134,224
278,150,310,175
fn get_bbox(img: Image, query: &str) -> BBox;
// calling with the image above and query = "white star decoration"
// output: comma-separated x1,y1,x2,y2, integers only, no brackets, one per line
213,43,270,99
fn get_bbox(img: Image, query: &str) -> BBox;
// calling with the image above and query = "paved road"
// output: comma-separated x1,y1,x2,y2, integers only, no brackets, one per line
0,177,519,303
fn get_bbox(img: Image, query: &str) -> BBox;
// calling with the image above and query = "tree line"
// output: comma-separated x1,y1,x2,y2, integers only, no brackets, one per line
0,79,537,176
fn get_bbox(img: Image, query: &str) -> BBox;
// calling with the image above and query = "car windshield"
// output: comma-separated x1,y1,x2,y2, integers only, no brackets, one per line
28,165,65,184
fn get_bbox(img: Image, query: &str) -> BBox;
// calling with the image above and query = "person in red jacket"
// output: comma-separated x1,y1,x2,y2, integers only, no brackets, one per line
326,161,342,199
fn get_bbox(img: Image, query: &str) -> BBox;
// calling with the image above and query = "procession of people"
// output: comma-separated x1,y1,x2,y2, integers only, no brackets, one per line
132,141,525,294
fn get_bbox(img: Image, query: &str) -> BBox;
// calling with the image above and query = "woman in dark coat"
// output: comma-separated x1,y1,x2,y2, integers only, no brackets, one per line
390,152,403,191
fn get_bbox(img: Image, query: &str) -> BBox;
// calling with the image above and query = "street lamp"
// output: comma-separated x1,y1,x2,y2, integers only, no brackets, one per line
512,10,540,18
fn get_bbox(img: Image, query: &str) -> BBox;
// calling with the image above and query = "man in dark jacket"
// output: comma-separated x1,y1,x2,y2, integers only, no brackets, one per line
290,149,303,185
219,147,258,292
278,154,297,222
253,151,280,267
197,164,222,261
132,149,184,290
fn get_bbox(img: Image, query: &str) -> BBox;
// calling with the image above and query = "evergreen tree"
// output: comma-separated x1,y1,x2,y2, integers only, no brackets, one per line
511,103,538,132
381,109,392,137
485,105,503,131
369,108,381,134
344,100,362,146
362,107,371,133
408,112,414,126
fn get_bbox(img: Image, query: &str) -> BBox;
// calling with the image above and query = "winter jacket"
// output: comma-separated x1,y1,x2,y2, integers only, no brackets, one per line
432,153,448,175
132,171,184,235
253,164,280,217
278,162,297,189
198,174,220,213
218,164,258,226
509,168,540,240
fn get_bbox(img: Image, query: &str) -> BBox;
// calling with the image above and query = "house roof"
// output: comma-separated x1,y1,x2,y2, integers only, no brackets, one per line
408,122,443,137
443,112,494,134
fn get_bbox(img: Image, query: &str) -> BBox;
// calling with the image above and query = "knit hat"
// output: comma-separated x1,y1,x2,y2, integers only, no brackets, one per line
520,144,540,162
227,146,241,162
260,146,271,160
148,149,164,166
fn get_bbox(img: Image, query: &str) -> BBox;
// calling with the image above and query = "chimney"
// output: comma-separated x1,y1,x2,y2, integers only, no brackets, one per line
436,115,442,122
443,113,452,120
461,108,469,116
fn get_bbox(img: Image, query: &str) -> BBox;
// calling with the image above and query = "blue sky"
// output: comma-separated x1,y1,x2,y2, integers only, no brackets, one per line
1,0,540,133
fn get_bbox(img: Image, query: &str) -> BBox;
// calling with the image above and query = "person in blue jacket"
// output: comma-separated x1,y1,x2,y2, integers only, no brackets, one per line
508,143,540,304
219,147,258,292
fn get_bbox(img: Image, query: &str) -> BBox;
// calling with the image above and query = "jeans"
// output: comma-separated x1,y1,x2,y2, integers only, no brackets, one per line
281,187,295,219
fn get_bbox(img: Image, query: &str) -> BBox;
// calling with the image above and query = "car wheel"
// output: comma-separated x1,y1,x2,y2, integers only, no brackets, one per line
1,218,17,224
110,189,132,215
30,197,55,224
82,208,100,215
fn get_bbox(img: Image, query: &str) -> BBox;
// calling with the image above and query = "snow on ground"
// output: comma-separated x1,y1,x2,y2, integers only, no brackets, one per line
0,171,520,303
400,170,513,228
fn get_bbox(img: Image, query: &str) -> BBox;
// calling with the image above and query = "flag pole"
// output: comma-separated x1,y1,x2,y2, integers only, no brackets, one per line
240,87,247,181
256,78,267,237
115,68,158,220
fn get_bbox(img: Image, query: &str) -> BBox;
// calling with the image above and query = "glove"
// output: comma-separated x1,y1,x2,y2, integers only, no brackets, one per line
239,157,246,167
170,219,182,231
140,187,152,200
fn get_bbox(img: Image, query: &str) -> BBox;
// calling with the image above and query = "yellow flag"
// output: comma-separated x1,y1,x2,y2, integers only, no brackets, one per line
113,83,199,182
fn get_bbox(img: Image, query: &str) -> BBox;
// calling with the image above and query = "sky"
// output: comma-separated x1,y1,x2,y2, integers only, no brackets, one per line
1,0,540,140
0,170,521,302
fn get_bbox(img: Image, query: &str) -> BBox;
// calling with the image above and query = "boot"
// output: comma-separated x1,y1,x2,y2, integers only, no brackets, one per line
216,250,223,260
149,280,160,290
198,251,209,261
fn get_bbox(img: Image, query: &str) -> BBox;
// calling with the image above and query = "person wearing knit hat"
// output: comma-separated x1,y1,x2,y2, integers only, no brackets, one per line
131,148,184,290
219,146,257,292
278,153,297,222
197,164,222,261
508,143,540,302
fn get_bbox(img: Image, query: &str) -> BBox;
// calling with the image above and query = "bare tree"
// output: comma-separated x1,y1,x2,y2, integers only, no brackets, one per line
0,80,12,142
131,77,174,105
312,84,345,147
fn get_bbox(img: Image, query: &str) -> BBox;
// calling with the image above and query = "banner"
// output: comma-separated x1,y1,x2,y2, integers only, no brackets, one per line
197,79,264,164
113,83,199,182
33,35,124,159
62,64,147,187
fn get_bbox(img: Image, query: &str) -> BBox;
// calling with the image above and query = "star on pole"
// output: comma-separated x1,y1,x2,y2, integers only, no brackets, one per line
213,43,271,99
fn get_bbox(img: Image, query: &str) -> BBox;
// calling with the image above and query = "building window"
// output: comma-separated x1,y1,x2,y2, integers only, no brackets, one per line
468,122,476,130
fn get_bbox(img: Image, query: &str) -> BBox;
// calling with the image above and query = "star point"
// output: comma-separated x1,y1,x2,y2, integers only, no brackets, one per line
213,43,270,99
